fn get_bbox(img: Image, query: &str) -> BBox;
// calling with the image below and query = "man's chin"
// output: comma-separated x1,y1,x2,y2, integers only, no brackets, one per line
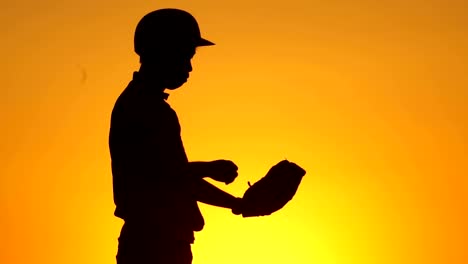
166,79,187,90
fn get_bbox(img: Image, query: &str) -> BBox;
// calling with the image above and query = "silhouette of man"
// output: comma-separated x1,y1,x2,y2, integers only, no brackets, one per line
109,9,243,264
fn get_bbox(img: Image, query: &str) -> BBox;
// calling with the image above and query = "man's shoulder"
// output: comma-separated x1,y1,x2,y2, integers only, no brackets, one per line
114,82,158,110
111,83,175,126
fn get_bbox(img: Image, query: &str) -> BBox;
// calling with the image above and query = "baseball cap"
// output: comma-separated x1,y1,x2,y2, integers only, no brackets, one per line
134,8,214,56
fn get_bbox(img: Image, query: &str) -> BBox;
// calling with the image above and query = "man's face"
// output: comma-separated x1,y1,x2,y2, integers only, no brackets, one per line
158,46,196,90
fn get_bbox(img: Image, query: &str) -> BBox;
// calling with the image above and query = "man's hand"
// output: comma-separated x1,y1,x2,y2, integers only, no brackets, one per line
231,197,243,215
206,159,238,184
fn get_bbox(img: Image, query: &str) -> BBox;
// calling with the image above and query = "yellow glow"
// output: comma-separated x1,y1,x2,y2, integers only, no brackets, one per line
2,1,467,264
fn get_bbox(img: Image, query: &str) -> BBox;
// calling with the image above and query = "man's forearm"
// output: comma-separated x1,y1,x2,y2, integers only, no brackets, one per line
188,161,209,179
193,178,240,209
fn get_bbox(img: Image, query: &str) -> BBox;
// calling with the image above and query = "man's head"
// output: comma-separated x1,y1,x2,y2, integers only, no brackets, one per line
134,9,214,89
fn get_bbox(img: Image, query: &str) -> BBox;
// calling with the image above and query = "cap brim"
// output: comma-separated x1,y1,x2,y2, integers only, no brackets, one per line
197,38,215,46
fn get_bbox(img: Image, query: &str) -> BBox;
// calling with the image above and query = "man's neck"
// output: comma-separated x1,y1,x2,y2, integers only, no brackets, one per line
137,65,166,92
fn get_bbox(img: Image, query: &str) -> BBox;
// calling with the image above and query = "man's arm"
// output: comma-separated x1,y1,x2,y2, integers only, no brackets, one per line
188,160,238,184
188,161,211,179
192,178,241,210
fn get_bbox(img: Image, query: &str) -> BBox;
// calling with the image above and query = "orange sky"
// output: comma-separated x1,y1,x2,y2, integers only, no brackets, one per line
2,1,467,264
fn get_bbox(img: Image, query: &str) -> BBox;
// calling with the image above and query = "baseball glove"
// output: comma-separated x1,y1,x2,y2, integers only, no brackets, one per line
237,160,306,217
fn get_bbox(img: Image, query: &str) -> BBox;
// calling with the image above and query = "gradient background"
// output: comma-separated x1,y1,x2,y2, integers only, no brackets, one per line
2,1,467,263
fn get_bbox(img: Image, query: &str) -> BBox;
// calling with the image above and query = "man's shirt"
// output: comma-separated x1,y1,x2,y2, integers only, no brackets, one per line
109,72,204,242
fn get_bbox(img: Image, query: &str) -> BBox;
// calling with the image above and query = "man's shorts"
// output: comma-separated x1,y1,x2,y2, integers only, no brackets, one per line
116,222,193,264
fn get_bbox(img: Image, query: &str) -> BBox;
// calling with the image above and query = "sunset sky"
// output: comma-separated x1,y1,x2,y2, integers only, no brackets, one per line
2,1,467,264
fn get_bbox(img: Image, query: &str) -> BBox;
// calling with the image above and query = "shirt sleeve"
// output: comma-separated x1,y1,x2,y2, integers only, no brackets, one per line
109,96,191,219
